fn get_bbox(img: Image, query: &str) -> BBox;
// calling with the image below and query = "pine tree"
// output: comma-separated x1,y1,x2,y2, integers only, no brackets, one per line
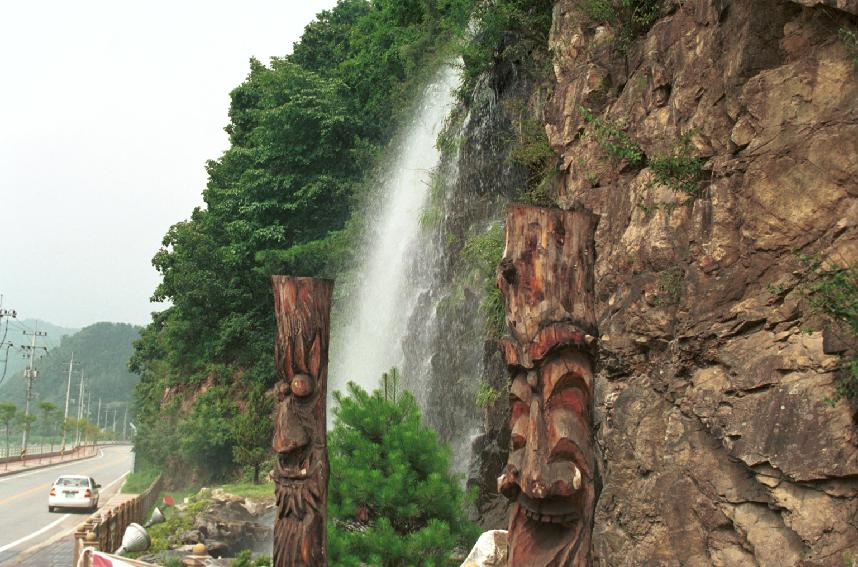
327,377,479,566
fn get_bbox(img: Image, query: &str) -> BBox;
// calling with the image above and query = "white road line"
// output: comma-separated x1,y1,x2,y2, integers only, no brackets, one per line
0,514,72,553
0,461,131,555
0,449,109,483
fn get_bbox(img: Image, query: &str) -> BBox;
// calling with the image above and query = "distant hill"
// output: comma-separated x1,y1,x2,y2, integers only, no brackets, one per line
0,318,79,379
0,322,141,414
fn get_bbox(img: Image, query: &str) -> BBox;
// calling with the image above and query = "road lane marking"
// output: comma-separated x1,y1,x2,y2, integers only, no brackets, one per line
0,514,72,553
0,467,131,555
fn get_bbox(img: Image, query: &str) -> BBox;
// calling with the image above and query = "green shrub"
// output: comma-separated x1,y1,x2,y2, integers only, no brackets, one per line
579,0,663,52
798,256,858,403
508,116,559,206
328,382,479,566
839,27,858,67
580,106,645,167
460,0,554,99
233,550,272,567
461,223,507,336
475,383,501,408
649,135,705,197
653,267,684,306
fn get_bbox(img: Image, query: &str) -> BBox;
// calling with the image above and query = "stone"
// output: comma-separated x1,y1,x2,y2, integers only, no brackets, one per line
534,1,858,564
460,530,508,567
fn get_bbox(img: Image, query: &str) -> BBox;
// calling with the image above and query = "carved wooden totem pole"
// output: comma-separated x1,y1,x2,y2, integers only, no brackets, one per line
271,276,333,567
496,205,598,567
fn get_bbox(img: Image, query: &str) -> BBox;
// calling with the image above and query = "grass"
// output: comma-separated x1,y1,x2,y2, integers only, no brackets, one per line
122,461,161,494
218,481,276,500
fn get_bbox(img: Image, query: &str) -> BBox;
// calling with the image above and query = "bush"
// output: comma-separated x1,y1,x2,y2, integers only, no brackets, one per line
798,257,858,403
579,0,662,53
460,0,554,98
649,135,705,197
461,223,507,337
328,382,479,566
580,106,645,167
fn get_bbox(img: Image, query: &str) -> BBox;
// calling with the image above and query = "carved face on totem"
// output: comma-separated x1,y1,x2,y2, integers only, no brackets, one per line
271,276,331,567
495,205,599,567
273,360,324,519
497,336,594,566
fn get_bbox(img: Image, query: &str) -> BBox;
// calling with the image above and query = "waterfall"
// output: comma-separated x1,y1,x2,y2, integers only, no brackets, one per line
330,64,462,397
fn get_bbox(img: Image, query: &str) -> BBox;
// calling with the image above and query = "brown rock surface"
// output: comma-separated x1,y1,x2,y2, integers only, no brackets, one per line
543,0,858,564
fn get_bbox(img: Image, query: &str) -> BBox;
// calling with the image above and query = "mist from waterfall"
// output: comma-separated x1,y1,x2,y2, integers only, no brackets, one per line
330,65,462,398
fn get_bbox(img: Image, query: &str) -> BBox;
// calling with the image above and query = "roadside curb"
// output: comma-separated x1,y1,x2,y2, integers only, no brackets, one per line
0,450,101,479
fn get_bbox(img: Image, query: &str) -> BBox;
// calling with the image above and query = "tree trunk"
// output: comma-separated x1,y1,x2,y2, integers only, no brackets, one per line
253,463,260,485
496,204,599,567
271,276,333,567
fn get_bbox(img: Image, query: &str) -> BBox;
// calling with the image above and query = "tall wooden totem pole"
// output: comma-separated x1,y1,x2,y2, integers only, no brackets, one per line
271,276,333,567
496,205,598,567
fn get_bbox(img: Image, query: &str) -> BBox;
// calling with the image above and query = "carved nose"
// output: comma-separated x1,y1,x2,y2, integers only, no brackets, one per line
272,403,309,453
522,398,549,499
530,475,547,499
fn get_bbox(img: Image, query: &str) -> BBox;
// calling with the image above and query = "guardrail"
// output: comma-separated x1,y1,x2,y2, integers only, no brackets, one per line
0,441,125,469
72,474,163,567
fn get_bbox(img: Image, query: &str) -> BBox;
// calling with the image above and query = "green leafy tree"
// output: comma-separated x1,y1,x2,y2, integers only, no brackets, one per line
231,389,273,484
327,381,479,566
38,401,57,453
0,403,16,460
17,413,37,454
177,387,236,481
130,0,477,478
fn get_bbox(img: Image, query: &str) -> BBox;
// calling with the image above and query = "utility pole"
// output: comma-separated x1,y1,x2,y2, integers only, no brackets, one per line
0,295,17,385
60,354,75,454
122,406,128,441
20,329,47,451
96,398,102,429
112,407,117,433
74,371,85,447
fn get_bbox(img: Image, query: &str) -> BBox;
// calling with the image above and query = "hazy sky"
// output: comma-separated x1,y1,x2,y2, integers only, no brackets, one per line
0,0,339,330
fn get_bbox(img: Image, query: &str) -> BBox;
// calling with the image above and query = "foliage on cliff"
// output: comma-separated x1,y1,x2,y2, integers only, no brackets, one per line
328,383,478,566
131,0,478,479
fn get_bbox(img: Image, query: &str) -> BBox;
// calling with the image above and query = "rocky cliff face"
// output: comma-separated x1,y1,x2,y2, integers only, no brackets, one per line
542,0,858,564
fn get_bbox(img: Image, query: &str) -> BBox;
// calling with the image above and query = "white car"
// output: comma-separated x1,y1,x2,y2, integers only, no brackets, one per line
48,475,100,512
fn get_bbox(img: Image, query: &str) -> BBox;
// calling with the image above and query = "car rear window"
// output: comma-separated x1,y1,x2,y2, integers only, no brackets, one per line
57,477,89,487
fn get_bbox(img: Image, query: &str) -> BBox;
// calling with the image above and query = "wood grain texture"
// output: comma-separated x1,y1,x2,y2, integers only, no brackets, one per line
496,205,598,567
271,276,333,567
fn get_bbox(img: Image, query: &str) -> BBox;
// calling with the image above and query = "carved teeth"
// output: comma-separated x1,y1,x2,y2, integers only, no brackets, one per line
572,466,582,491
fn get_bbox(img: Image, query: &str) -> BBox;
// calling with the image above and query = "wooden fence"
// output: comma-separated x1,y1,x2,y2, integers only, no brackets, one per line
72,474,163,567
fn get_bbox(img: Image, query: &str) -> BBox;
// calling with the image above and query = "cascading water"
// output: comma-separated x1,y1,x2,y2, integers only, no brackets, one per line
330,64,462,396
331,57,529,488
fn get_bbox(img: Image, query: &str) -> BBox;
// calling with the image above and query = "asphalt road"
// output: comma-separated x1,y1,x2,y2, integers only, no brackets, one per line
0,445,134,565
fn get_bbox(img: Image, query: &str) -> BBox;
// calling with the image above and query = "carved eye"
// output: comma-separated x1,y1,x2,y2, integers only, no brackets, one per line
291,374,314,398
